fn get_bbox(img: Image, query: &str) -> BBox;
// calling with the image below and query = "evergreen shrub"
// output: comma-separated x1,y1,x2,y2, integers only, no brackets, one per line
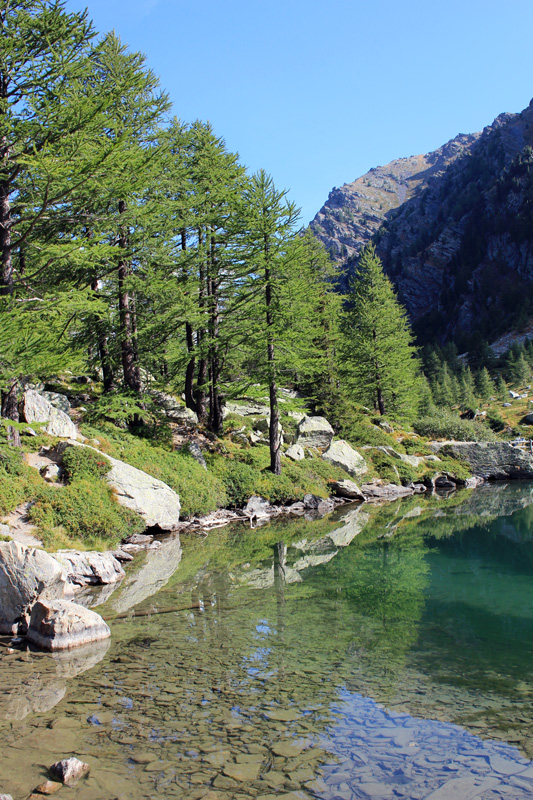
62,447,111,482
413,410,497,442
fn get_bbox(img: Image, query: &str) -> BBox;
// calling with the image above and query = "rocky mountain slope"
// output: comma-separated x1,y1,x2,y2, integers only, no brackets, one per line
312,99,533,350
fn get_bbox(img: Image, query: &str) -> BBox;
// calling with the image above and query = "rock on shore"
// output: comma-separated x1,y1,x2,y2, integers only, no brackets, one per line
430,441,533,480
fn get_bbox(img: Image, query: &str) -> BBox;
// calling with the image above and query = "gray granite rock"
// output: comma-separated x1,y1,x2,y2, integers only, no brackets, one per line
53,551,125,587
296,415,334,450
0,541,67,634
322,440,368,476
27,599,110,650
331,479,366,501
430,441,533,479
285,444,305,461
21,390,77,439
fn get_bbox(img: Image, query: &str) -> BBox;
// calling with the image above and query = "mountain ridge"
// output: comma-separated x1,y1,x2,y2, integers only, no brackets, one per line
311,100,533,350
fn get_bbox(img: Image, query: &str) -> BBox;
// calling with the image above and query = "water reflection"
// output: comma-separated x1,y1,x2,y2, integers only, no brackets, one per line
2,485,533,798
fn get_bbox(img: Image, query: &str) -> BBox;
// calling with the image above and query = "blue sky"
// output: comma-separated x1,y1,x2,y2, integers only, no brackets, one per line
67,0,533,225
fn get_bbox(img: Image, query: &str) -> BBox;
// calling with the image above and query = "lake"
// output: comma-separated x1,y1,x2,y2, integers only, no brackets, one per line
2,483,533,799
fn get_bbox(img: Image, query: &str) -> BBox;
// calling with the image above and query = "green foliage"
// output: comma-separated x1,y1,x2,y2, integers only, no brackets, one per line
29,479,144,550
413,410,497,442
80,423,227,518
366,449,417,485
340,245,420,419
62,447,111,483
0,446,41,515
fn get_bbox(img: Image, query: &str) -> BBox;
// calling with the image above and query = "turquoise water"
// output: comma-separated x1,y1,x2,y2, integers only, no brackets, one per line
2,484,533,798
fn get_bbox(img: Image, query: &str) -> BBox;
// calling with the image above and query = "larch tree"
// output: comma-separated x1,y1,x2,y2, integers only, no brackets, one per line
239,170,312,474
340,244,419,418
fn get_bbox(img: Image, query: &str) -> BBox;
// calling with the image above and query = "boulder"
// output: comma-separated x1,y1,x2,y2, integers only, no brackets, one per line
188,442,207,469
430,441,533,480
59,442,181,530
360,481,415,501
365,445,424,468
322,440,368,477
41,392,71,414
330,479,366,501
244,496,275,519
53,551,125,587
285,444,305,461
223,401,270,418
40,464,61,483
21,390,77,439
0,542,67,634
303,494,335,514
27,599,110,650
49,758,90,786
296,416,334,450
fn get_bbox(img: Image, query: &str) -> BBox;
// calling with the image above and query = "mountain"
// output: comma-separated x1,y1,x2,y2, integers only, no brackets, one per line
311,100,533,351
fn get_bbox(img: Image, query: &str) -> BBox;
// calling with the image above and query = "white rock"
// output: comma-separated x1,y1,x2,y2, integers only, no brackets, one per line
0,542,67,634
296,416,334,450
27,599,110,650
49,757,90,785
53,551,125,587
285,444,305,461
322,440,368,477
21,390,77,439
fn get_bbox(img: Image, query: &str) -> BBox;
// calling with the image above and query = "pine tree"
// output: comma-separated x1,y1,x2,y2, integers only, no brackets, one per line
238,170,305,474
340,245,419,417
475,367,493,401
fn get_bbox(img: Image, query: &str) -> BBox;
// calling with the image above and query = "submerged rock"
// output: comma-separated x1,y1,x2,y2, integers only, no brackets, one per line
49,757,89,786
27,599,110,650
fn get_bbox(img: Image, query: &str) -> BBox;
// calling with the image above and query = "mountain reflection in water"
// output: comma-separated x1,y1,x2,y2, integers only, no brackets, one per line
2,483,533,799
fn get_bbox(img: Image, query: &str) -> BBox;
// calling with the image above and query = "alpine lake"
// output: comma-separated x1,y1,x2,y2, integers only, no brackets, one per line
3,483,533,800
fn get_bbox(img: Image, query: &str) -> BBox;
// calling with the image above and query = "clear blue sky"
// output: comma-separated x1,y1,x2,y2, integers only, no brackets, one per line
67,0,533,225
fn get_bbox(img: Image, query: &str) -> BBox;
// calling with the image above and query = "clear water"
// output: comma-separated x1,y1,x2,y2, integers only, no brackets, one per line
3,484,533,799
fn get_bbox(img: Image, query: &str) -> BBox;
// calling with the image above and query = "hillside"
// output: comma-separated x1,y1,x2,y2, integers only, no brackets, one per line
312,100,533,351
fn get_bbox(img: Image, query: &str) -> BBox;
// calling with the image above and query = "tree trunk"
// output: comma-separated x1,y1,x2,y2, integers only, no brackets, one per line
1,382,21,447
207,233,223,435
0,71,12,297
117,200,141,394
181,230,198,413
265,255,281,475
91,279,115,393
195,228,207,424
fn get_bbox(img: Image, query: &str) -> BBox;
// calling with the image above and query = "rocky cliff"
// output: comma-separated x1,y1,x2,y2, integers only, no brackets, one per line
312,99,533,349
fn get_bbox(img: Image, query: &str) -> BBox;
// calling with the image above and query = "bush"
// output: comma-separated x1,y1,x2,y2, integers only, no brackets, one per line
215,461,258,507
29,479,145,549
413,410,497,442
0,446,41,515
62,447,111,482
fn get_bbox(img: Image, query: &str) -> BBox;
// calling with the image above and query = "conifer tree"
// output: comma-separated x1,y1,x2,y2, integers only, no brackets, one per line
239,171,305,474
340,245,419,417
475,367,493,401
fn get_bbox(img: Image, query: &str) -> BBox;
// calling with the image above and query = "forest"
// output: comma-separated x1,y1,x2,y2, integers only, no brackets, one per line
2,0,533,488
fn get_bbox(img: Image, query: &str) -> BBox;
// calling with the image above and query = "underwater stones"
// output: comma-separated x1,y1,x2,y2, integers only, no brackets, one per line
27,599,111,650
49,757,89,786
222,762,261,781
